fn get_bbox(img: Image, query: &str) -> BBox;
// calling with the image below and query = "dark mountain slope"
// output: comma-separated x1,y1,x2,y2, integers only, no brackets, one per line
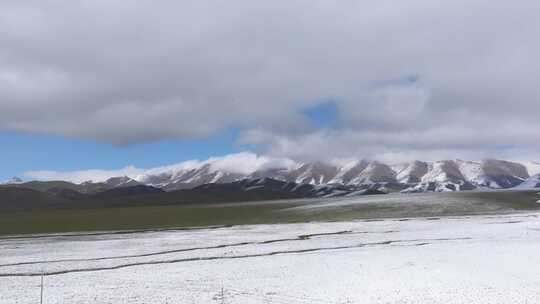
92,185,164,199
0,187,70,211
0,178,384,212
2,180,111,194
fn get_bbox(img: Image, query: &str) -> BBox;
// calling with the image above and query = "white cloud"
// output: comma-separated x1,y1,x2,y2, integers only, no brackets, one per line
240,124,540,163
2,0,540,159
207,152,296,174
24,166,144,184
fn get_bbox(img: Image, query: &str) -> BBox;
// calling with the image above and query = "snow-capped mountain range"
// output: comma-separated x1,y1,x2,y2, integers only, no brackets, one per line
9,153,540,193
137,158,540,192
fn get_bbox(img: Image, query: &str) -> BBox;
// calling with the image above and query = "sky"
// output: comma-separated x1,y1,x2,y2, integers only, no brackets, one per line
1,0,540,181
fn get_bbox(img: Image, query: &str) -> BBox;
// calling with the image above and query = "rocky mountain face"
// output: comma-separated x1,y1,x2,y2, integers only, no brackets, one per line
103,176,141,188
136,163,246,191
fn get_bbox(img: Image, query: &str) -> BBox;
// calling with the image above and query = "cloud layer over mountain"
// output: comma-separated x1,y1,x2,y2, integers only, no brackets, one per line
24,152,296,183
2,0,540,160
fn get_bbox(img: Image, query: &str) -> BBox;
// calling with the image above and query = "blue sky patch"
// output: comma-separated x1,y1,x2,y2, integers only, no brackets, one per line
0,129,242,181
301,100,340,128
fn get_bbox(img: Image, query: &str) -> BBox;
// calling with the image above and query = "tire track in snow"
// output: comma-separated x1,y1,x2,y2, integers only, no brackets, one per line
0,225,233,241
1,230,371,267
0,237,471,278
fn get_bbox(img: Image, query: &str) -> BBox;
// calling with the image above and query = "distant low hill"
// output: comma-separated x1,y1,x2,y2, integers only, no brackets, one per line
0,178,384,212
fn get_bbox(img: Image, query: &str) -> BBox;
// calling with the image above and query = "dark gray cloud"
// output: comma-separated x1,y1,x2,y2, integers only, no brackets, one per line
1,0,539,159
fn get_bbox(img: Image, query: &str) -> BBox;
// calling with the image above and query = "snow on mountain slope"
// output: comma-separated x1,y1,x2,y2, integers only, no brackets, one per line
348,161,396,184
392,161,429,184
514,174,540,189
286,162,339,185
330,160,370,184
327,159,363,184
134,152,296,190
422,161,465,183
524,162,540,176
401,160,475,193
456,160,483,182
247,167,293,182
477,159,529,188
110,157,540,192
455,159,528,189
138,163,247,190
105,176,140,188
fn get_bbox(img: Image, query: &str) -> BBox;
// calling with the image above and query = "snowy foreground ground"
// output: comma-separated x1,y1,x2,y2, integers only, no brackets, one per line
2,213,540,303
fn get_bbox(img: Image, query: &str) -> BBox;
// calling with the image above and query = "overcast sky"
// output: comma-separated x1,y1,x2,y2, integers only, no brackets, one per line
1,0,540,180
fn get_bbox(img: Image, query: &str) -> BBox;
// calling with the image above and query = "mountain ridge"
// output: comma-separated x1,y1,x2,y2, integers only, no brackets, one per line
7,156,540,193
0,177,386,212
131,158,538,192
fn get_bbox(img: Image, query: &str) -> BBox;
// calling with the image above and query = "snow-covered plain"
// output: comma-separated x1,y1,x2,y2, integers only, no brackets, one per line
2,212,540,304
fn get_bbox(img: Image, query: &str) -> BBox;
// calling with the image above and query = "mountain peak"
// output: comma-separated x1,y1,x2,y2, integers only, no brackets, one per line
3,177,23,184
105,176,140,188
